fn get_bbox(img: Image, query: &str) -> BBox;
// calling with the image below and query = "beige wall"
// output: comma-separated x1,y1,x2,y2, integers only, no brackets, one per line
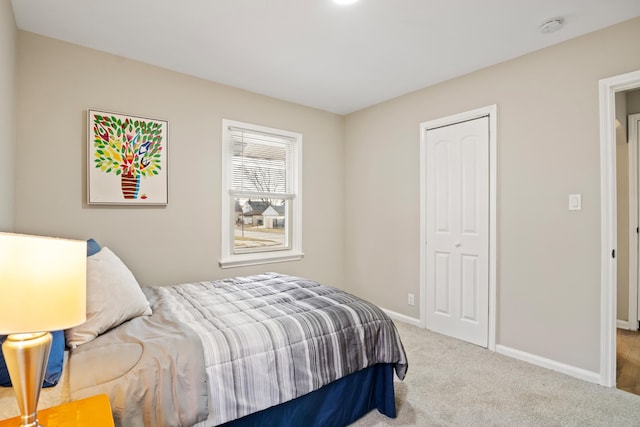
0,0,16,230
628,88,640,113
12,12,640,378
15,32,345,288
344,17,640,373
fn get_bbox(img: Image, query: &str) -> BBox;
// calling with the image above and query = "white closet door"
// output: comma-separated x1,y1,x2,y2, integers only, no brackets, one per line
425,116,489,347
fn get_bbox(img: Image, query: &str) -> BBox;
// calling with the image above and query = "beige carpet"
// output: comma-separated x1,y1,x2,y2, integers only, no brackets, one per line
351,322,640,426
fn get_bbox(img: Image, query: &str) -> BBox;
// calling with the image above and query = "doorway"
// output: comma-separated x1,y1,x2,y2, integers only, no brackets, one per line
624,112,640,332
599,69,640,388
419,105,497,351
617,105,640,395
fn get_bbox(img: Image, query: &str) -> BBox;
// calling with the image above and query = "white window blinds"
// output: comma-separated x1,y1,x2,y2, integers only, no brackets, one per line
229,127,296,200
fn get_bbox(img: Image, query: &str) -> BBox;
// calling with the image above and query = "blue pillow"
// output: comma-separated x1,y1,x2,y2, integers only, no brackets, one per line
0,330,65,388
87,238,102,256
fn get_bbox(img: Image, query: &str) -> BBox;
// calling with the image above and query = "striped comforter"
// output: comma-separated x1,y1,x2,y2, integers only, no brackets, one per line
156,273,408,426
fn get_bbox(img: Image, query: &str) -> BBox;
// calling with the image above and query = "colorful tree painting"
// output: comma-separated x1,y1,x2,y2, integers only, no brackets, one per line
91,112,165,201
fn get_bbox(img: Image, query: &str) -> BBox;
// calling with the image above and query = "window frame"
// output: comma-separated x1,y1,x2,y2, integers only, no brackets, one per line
219,119,303,268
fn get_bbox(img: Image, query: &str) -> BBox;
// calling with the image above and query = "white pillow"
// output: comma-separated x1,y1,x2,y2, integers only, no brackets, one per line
65,247,152,348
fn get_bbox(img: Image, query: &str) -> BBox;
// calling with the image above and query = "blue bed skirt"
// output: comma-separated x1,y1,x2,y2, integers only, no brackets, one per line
220,363,396,427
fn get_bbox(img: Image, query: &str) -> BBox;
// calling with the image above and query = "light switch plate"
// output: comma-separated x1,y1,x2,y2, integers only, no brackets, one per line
569,193,581,211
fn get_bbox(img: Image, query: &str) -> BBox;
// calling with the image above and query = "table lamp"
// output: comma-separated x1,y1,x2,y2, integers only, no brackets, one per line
0,233,86,427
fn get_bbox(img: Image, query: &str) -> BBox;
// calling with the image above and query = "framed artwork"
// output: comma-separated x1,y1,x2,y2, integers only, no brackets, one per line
88,109,168,205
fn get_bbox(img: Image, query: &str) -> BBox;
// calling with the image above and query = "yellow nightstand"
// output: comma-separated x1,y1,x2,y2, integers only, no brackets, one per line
0,394,114,427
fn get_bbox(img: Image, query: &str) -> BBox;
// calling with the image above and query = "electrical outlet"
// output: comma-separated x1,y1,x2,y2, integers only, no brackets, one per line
408,293,415,306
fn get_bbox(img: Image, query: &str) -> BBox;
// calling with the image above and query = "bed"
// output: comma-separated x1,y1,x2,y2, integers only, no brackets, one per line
0,244,408,427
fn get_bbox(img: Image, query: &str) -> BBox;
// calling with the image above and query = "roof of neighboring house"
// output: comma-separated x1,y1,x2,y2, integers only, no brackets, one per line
235,200,283,216
262,205,285,216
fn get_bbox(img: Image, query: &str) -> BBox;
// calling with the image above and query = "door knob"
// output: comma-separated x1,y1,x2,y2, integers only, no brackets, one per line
455,242,462,247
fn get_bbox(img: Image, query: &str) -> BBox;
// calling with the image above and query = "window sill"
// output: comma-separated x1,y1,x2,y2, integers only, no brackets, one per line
219,251,304,269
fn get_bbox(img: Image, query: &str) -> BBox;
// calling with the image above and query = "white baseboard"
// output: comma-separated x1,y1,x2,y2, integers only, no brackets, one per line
495,344,600,385
617,319,631,330
617,319,639,330
380,308,602,385
381,308,422,327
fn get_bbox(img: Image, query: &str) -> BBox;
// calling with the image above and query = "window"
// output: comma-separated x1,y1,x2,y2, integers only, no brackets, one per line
220,119,303,268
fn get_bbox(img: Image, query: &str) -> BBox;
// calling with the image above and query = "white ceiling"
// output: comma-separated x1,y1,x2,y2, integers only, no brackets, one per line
10,0,640,115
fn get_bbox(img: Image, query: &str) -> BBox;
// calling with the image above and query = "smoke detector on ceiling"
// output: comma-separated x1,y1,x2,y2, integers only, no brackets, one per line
539,17,565,34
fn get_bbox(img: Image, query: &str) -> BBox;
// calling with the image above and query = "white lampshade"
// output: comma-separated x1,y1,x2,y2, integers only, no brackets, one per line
0,233,87,335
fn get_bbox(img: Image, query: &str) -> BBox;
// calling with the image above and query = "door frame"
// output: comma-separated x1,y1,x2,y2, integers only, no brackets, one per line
599,69,640,388
419,104,497,351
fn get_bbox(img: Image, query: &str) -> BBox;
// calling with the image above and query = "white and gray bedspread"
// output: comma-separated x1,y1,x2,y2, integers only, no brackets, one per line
68,287,209,427
154,273,408,426
2,273,407,427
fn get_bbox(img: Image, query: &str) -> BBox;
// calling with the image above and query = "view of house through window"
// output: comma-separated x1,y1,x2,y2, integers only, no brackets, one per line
234,197,288,251
221,119,302,267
